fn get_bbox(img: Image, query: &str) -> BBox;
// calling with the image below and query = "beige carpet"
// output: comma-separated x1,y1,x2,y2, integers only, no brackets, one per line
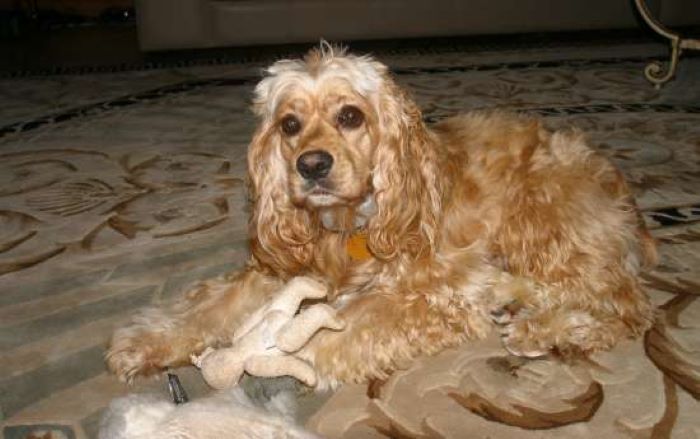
1,42,699,438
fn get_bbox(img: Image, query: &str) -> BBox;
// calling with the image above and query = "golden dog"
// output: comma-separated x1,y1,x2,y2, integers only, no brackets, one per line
107,45,656,389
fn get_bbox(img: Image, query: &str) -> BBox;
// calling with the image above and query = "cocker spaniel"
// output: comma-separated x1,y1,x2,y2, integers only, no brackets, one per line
107,44,657,388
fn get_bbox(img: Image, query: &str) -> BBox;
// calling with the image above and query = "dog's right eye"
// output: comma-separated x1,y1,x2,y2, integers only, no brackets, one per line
337,105,364,130
280,115,302,136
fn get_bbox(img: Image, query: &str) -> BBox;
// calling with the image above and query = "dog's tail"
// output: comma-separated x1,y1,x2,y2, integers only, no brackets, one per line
610,165,658,271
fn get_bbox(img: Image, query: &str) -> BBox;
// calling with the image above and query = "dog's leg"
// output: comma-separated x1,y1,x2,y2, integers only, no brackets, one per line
493,306,630,358
106,267,283,382
490,273,653,358
490,148,656,358
296,284,493,387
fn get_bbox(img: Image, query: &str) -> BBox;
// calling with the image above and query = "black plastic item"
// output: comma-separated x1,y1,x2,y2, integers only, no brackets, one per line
167,373,189,404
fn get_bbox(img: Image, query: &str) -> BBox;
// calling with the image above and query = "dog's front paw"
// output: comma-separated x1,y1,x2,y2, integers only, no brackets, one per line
489,275,554,357
106,325,172,382
489,299,524,326
490,301,549,358
496,318,551,358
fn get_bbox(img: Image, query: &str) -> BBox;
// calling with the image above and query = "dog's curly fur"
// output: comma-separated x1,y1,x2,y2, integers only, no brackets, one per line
106,45,657,389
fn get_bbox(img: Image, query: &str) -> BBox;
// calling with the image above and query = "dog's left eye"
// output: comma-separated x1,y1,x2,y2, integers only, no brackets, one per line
337,105,364,129
280,115,302,136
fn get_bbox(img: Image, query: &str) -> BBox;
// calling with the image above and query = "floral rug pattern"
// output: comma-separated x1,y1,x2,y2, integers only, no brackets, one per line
1,45,699,438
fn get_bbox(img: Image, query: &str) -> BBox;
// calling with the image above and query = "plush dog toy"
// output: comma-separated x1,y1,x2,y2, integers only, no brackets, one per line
191,277,345,389
100,278,337,438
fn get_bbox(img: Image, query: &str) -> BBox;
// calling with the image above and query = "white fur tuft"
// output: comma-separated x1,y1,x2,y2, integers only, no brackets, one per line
99,387,319,439
253,42,386,119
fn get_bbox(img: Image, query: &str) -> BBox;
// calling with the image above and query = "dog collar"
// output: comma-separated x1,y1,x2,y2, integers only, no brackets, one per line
346,230,372,261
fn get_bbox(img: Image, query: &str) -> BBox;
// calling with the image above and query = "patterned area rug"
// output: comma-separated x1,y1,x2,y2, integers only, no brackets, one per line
1,43,699,439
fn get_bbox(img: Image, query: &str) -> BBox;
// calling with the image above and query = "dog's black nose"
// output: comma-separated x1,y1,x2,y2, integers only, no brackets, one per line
296,150,334,180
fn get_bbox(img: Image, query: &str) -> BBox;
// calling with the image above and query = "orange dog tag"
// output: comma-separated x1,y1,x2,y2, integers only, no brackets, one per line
346,231,372,261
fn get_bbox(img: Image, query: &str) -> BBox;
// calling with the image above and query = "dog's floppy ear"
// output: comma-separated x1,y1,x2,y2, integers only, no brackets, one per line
247,123,316,276
368,73,442,261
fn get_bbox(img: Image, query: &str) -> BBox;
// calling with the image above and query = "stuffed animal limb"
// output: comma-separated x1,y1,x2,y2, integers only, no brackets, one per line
276,303,342,352
244,355,316,387
192,277,344,389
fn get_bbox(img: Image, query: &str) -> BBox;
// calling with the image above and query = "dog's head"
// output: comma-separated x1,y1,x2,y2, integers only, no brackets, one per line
248,43,441,274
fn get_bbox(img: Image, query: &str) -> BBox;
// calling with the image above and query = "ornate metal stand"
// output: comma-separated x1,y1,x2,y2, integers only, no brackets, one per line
634,0,700,88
